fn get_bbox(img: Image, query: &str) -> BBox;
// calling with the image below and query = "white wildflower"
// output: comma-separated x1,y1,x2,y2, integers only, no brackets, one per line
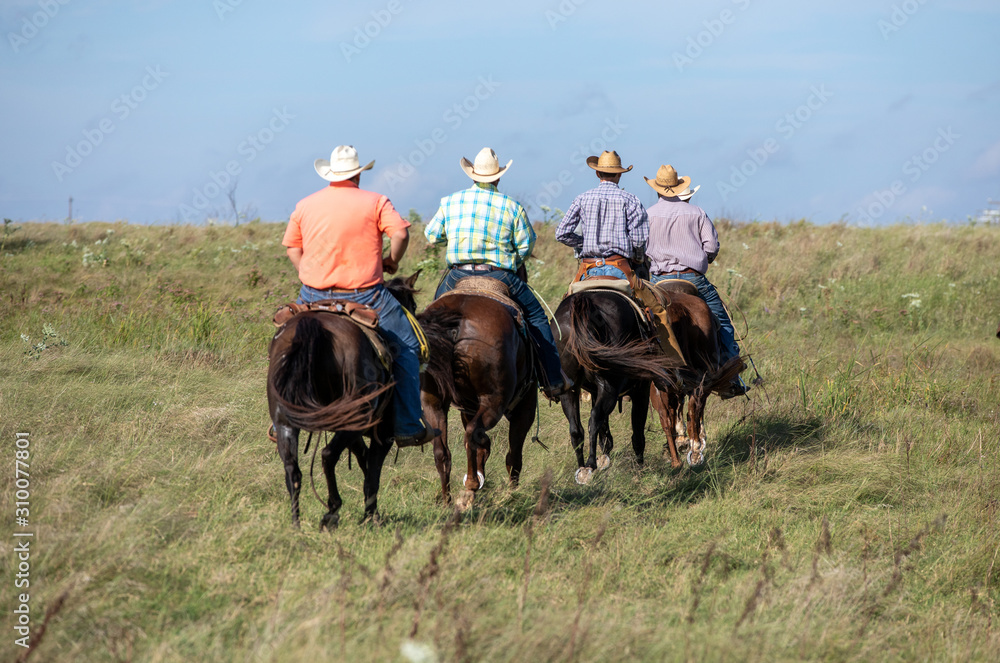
908,299,921,308
901,293,920,299
742,242,749,250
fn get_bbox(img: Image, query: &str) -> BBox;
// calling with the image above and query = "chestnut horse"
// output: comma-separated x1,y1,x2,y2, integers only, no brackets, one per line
647,280,744,468
266,274,418,529
553,287,680,483
417,286,537,509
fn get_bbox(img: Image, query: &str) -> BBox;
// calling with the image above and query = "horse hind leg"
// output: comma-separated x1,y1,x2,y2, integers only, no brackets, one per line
274,421,302,527
505,391,537,488
423,393,452,505
361,432,391,525
455,408,494,511
686,390,708,468
628,381,650,466
320,433,350,531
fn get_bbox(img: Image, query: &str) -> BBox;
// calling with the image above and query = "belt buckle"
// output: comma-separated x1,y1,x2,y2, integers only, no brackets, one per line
594,258,606,267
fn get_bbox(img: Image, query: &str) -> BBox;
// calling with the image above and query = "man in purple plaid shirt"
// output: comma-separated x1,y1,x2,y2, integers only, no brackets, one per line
555,150,648,282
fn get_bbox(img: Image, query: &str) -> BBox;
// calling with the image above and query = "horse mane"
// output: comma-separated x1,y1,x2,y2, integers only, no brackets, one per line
565,292,680,391
268,315,391,432
416,307,465,405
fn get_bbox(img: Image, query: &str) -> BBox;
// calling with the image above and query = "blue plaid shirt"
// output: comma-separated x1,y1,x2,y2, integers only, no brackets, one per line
555,181,648,259
425,183,535,270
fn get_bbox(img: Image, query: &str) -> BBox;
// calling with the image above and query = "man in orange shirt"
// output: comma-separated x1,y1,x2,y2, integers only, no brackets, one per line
283,145,435,446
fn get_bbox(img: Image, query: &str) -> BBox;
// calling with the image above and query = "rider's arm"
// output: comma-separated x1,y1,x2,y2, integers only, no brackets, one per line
382,228,409,274
286,247,303,271
512,205,536,264
554,199,583,249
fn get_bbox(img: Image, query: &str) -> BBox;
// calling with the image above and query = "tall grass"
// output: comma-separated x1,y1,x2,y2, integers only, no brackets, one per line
0,220,997,662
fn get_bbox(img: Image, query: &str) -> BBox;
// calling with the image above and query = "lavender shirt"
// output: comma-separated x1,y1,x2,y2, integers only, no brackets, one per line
646,197,719,275
555,181,648,259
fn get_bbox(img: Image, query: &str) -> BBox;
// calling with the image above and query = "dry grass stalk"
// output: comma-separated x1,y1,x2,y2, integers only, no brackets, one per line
735,551,774,629
687,539,718,624
410,509,462,638
809,516,833,588
519,469,552,632
15,588,70,663
566,518,608,662
377,528,406,638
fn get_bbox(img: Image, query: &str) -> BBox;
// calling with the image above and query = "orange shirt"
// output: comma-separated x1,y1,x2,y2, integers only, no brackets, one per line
283,181,410,290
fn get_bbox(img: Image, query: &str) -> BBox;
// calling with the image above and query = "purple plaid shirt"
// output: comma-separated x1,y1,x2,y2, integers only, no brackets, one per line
555,181,648,259
646,197,719,275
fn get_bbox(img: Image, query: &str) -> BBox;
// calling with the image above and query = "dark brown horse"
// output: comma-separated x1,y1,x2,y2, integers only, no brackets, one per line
647,280,744,468
417,284,537,509
266,274,419,529
553,286,681,483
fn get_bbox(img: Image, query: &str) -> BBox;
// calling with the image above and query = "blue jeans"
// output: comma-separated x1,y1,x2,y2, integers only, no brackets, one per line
435,267,564,389
298,284,424,438
651,272,741,363
581,265,628,280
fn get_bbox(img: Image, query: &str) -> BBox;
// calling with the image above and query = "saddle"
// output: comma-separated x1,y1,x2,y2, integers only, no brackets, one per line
272,299,392,371
437,276,525,329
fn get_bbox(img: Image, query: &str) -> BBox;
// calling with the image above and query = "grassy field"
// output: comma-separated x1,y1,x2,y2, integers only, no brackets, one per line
1,219,998,662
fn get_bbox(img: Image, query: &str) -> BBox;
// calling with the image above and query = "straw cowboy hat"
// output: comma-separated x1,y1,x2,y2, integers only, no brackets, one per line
460,147,512,183
586,150,633,174
644,164,698,198
314,145,375,182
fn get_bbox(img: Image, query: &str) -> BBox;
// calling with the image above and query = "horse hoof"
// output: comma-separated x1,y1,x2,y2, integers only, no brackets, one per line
676,435,690,453
575,467,593,485
455,490,475,512
597,454,611,471
462,472,485,490
686,449,706,468
320,513,339,531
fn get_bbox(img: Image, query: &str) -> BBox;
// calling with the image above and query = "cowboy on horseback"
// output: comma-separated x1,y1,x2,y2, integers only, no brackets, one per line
281,145,437,446
644,164,750,399
557,150,685,364
424,147,569,401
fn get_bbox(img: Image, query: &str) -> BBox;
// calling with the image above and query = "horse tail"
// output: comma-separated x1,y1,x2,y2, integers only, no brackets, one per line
416,308,464,405
269,315,390,432
565,294,679,390
705,355,746,394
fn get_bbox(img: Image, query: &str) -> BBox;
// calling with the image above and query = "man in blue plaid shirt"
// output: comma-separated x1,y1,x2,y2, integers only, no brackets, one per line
556,150,649,282
425,147,568,399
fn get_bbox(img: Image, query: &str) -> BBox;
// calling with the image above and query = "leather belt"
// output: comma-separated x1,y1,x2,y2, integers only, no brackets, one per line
308,285,373,295
581,253,629,266
663,268,701,276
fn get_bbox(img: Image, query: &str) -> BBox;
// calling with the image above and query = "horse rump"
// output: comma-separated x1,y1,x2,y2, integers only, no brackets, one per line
268,314,390,433
563,292,679,390
416,307,465,405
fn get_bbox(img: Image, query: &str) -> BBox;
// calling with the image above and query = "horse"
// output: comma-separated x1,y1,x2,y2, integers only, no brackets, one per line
646,280,744,469
417,278,537,509
553,285,681,484
266,273,419,529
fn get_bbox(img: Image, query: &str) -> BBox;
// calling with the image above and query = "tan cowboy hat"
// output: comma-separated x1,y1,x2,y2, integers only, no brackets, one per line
460,147,512,183
314,145,375,182
644,164,693,197
586,150,632,174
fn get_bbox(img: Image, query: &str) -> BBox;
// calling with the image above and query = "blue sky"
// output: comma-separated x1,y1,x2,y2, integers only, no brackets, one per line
1,0,998,225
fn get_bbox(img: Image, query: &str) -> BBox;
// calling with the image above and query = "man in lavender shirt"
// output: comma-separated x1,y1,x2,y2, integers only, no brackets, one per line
644,165,749,399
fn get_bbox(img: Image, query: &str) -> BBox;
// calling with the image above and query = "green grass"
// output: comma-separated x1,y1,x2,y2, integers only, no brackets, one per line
1,220,998,662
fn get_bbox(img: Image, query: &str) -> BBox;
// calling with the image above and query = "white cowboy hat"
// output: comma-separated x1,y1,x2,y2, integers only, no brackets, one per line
644,164,693,197
460,147,512,183
586,150,633,174
677,185,701,201
314,145,375,182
